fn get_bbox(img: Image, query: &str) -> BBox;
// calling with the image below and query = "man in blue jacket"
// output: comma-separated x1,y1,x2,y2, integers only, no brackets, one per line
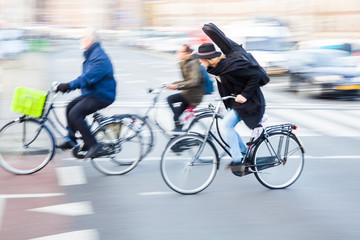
56,28,116,159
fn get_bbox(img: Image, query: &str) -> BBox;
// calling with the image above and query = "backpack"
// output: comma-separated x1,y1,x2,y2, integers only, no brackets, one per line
202,23,270,87
200,65,214,94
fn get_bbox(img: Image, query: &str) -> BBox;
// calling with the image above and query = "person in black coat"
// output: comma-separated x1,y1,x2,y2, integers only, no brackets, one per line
196,43,266,166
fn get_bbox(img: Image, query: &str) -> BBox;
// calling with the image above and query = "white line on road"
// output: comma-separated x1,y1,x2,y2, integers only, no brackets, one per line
29,229,99,240
0,198,5,231
115,73,134,77
0,193,65,231
0,193,65,199
306,155,360,159
123,80,147,84
28,201,94,216
138,191,174,196
56,166,87,186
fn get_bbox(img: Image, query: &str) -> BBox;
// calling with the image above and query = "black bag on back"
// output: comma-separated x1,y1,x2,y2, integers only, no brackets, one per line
202,23,270,86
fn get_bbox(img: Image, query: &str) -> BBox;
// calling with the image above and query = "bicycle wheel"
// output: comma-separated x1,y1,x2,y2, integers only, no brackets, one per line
253,132,304,189
160,134,219,195
187,114,228,158
117,114,154,158
91,120,143,175
0,118,55,175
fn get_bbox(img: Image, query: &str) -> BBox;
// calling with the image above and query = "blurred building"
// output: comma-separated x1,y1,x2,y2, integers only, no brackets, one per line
0,0,360,40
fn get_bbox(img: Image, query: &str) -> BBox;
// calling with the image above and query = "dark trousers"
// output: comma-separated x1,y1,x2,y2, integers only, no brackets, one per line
167,93,189,122
66,95,110,147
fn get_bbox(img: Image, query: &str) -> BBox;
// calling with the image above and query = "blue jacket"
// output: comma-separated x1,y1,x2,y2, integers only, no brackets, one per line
68,42,116,104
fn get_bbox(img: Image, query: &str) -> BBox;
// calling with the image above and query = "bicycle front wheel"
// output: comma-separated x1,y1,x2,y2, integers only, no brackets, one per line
253,132,304,189
91,120,143,175
0,118,55,175
160,134,219,195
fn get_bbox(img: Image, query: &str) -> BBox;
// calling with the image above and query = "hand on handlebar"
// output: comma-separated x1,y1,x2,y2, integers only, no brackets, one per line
235,94,247,103
166,84,178,90
56,83,71,93
220,94,247,103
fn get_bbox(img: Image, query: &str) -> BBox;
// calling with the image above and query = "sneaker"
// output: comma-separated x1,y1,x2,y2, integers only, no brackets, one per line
76,145,90,157
224,161,244,171
57,140,76,151
85,143,113,159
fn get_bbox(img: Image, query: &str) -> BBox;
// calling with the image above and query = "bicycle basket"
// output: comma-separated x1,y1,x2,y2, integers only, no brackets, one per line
11,87,47,117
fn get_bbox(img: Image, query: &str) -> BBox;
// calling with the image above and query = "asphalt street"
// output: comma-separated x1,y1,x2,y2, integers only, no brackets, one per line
0,41,360,240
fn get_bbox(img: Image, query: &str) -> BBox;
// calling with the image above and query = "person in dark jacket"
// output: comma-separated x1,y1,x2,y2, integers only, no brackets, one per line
196,43,266,166
56,28,117,159
166,44,204,132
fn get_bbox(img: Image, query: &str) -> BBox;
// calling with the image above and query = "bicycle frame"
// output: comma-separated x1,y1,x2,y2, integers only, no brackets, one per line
137,86,212,136
18,88,109,148
192,97,303,171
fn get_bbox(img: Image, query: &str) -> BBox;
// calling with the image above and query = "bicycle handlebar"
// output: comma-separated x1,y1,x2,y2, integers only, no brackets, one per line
220,95,236,101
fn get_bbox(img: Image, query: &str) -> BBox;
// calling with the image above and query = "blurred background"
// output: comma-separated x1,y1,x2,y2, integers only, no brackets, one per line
1,1,360,240
1,0,360,97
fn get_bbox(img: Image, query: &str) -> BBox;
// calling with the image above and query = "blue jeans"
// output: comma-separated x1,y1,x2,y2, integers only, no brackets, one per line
222,109,247,162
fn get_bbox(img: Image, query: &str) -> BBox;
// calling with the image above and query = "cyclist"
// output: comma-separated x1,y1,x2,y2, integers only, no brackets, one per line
166,44,204,132
56,27,117,159
196,43,266,167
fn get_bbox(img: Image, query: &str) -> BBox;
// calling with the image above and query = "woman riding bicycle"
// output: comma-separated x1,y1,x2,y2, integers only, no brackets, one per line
166,44,204,133
196,43,266,167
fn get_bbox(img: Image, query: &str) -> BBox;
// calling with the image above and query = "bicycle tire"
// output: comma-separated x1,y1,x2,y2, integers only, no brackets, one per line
187,113,229,158
160,134,219,195
116,114,154,158
252,132,304,189
0,118,55,175
91,119,143,175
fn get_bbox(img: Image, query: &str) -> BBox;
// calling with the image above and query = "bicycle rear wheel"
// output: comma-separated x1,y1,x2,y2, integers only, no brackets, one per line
117,114,154,158
253,132,304,189
160,134,219,195
0,118,55,175
91,120,143,175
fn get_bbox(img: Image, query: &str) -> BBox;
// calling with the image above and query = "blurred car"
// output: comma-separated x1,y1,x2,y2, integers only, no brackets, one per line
223,18,295,75
0,29,29,59
293,39,360,56
288,49,360,98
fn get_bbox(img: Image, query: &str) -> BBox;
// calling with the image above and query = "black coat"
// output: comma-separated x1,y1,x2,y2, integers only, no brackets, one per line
207,56,266,129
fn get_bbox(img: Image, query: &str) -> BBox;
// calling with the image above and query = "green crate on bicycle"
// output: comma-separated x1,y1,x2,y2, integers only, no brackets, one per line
11,87,47,117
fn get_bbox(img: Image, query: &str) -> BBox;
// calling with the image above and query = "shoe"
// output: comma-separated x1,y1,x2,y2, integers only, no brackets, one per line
85,143,112,159
224,161,244,171
173,121,183,131
76,145,90,157
57,140,76,151
166,122,185,135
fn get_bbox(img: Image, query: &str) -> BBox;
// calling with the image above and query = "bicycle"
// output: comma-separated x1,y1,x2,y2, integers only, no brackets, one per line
160,96,305,195
116,85,218,159
0,85,143,175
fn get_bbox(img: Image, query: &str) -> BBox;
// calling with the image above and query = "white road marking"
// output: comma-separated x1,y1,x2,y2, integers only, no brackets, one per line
0,193,65,230
306,155,360,159
0,193,65,198
29,229,99,240
28,201,94,216
115,73,134,77
0,198,5,231
56,166,87,186
123,80,147,84
138,191,174,196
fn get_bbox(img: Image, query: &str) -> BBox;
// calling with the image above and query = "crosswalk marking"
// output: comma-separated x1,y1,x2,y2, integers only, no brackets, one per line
29,229,99,240
0,198,5,231
28,201,94,216
269,109,360,137
56,166,87,186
